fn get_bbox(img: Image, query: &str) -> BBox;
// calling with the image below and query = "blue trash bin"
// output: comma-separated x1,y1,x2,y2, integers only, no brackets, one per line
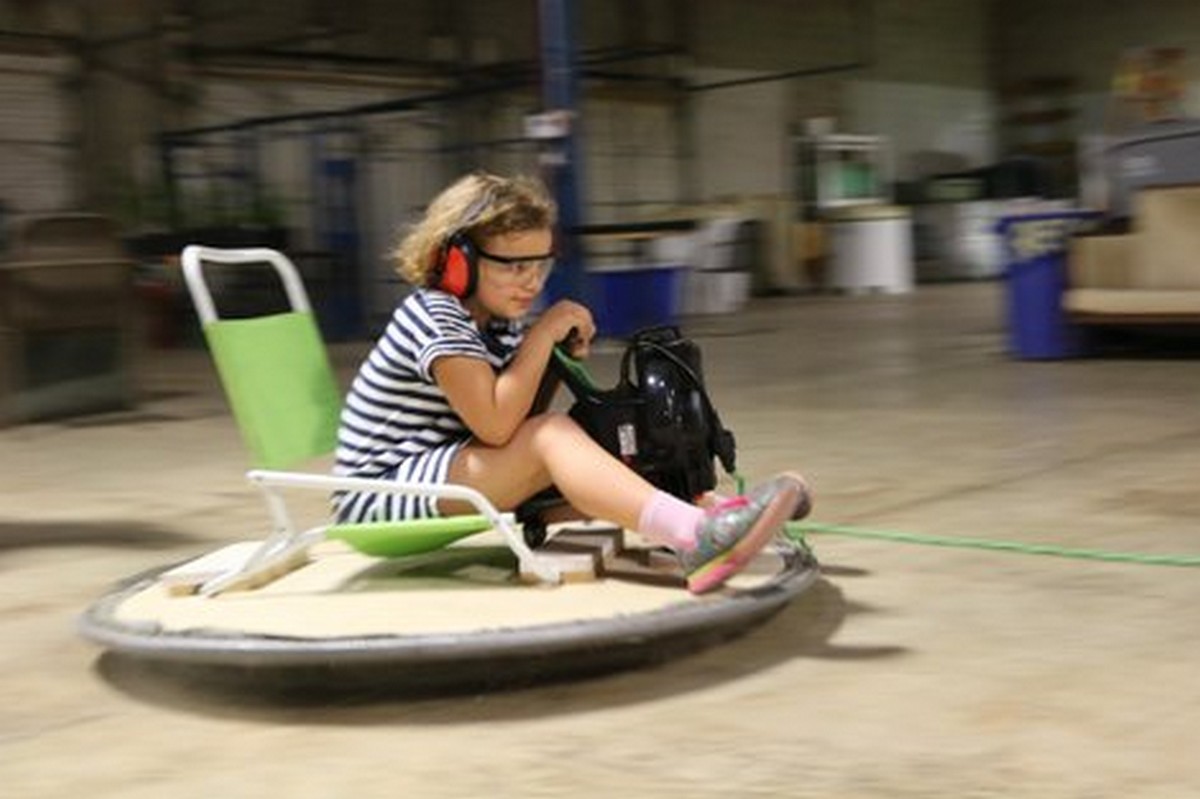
996,210,1101,360
588,264,685,338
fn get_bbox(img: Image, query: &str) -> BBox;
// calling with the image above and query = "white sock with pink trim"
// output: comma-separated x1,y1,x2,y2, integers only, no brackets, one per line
636,490,704,552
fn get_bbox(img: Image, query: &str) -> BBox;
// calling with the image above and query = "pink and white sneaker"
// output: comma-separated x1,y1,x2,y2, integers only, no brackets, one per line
680,473,807,594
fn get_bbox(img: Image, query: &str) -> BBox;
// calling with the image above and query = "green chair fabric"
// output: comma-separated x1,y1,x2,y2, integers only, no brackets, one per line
327,515,494,557
204,311,341,470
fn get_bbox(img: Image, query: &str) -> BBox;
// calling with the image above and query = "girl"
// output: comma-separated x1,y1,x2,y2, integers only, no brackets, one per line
334,171,808,593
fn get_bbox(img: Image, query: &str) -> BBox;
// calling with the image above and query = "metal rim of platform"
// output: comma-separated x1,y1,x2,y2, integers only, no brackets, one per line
77,543,820,671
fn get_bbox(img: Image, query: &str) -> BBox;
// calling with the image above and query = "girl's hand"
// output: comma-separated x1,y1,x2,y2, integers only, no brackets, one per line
533,300,594,358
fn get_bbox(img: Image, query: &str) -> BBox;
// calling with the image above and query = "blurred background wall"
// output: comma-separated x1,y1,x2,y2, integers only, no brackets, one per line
1,0,1197,326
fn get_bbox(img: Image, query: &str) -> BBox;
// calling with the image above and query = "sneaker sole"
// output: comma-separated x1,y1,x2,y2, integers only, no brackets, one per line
791,474,814,520
686,475,803,594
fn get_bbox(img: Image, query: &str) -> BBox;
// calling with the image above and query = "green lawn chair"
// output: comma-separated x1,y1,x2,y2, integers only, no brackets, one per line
180,245,562,594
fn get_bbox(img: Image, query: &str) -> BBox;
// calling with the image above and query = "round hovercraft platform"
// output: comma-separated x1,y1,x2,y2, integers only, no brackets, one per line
79,527,819,693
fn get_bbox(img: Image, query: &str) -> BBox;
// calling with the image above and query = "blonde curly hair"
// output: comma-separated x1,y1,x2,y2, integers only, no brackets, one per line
393,171,557,287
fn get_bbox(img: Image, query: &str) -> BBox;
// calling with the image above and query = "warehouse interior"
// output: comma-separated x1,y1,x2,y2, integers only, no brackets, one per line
2,2,1200,797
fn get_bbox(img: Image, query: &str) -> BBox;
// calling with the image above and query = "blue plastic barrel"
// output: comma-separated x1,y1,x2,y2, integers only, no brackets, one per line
996,210,1101,360
588,265,685,338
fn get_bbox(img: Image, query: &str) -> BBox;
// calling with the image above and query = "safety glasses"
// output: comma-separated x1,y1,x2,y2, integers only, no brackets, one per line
477,245,556,282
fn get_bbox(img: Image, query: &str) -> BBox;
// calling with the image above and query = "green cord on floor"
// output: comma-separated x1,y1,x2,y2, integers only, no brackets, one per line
784,521,1200,568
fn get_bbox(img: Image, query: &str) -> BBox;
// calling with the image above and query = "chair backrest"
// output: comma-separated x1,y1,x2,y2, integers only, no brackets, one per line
180,245,342,470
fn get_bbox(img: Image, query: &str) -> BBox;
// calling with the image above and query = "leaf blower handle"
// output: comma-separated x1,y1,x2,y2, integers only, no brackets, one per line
545,327,601,402
531,328,580,415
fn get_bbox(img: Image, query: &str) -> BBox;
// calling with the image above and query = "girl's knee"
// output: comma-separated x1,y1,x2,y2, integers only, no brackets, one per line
524,411,583,448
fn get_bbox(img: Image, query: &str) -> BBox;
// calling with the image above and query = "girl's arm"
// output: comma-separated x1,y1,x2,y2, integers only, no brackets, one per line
432,300,593,446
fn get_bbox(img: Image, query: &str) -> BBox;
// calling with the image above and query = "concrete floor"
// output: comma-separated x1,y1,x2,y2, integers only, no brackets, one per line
3,281,1199,798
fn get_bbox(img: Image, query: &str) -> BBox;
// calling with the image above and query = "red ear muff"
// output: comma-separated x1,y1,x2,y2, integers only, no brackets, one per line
435,232,478,298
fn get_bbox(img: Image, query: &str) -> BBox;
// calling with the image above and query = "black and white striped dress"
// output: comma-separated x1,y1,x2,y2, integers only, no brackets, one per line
333,288,524,522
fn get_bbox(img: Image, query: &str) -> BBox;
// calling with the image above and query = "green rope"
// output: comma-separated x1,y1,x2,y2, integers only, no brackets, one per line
784,521,1200,568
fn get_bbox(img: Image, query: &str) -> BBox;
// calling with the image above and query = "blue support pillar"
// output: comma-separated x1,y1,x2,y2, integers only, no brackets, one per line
309,124,365,340
538,0,587,304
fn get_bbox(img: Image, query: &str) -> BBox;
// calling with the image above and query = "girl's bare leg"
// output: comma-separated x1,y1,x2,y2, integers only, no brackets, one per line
440,412,655,529
442,412,808,595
